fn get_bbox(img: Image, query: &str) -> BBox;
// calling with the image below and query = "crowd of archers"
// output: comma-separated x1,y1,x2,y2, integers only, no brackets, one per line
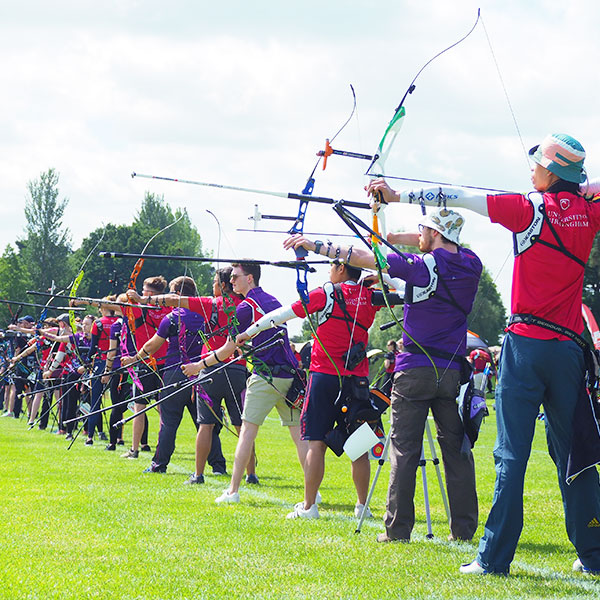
0,268,266,480
2,133,600,578
0,250,486,518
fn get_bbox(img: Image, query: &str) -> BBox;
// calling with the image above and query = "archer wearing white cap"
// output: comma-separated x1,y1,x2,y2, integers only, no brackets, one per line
367,133,600,576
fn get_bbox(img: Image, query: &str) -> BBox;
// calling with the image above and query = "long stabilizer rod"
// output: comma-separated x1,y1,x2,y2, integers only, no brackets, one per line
131,172,371,210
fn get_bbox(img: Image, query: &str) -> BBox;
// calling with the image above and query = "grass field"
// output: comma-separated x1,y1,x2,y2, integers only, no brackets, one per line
0,403,598,599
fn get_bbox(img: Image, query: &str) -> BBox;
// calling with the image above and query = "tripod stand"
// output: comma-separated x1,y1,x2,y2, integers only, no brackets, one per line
356,417,450,536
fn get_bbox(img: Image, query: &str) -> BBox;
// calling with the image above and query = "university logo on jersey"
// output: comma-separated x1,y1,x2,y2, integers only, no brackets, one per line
560,198,571,211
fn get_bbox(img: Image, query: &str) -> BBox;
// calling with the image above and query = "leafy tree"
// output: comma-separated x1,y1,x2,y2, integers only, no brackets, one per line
0,245,31,326
290,318,314,344
468,267,507,345
19,169,72,290
368,304,404,352
73,193,213,298
583,235,600,321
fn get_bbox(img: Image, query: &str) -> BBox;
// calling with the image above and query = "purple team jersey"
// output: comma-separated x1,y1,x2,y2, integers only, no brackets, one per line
156,307,206,368
236,287,296,375
387,247,482,372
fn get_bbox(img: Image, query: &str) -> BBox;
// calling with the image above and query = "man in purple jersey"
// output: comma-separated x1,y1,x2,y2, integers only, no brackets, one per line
182,262,307,504
286,207,482,542
125,276,226,474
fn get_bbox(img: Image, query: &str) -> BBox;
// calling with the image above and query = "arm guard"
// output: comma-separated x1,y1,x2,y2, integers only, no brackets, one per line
243,305,297,338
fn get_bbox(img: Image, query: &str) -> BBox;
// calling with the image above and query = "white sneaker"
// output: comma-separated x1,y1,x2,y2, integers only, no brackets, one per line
315,490,322,504
459,560,486,575
215,490,240,504
286,502,319,519
573,557,600,574
354,503,373,519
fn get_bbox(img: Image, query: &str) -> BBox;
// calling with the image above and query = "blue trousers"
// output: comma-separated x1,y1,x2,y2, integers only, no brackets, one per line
477,332,600,573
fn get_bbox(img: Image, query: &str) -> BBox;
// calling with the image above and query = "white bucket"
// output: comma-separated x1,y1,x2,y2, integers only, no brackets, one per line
343,422,379,461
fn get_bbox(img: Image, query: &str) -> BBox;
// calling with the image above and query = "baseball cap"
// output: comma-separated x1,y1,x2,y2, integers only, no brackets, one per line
18,315,35,323
57,313,71,325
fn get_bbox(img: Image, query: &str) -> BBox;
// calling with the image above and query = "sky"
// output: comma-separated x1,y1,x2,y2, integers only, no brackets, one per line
1,0,599,336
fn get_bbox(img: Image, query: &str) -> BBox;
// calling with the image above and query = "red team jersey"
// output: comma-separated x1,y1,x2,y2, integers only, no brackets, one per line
488,192,600,340
291,283,380,377
91,315,118,360
126,305,172,363
188,294,246,366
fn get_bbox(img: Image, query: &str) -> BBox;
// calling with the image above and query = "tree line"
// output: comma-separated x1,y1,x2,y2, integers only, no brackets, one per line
0,169,213,326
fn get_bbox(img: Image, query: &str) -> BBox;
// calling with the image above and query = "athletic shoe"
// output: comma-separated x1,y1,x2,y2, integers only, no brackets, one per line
376,532,409,543
116,440,125,446
448,534,473,542
27,421,35,427
354,503,374,519
84,438,93,446
573,558,600,575
140,444,151,452
215,490,240,504
65,434,74,441
184,474,205,485
245,474,259,484
98,432,108,441
212,469,227,476
143,465,166,474
105,444,116,451
315,490,322,504
121,448,139,459
459,560,486,574
286,502,319,519
1,411,14,418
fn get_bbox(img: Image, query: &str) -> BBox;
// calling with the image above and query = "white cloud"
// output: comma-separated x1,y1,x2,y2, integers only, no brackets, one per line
1,0,599,335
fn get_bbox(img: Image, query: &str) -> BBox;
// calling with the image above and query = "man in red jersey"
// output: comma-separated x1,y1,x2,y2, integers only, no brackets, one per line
236,258,391,519
368,133,600,575
121,276,171,459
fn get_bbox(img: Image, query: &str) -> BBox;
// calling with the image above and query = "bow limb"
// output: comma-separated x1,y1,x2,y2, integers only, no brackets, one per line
288,85,359,304
367,9,481,178
126,212,186,372
68,227,106,331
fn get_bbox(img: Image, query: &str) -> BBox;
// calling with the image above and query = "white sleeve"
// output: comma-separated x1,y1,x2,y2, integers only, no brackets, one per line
243,305,298,338
381,273,406,296
398,186,489,217
49,350,66,371
581,177,600,199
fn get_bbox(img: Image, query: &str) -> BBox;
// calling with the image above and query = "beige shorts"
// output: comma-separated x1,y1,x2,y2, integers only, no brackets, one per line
241,373,300,426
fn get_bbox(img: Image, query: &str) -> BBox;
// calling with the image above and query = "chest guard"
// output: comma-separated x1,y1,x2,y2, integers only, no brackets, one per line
404,253,438,304
316,281,337,326
513,195,544,256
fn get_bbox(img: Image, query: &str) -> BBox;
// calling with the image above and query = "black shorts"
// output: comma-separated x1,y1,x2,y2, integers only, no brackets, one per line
300,372,347,441
196,364,248,427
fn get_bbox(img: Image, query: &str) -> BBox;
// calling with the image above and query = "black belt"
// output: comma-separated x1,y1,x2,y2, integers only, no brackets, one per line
508,313,588,352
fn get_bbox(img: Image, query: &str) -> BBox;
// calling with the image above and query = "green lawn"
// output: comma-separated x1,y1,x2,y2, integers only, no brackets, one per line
0,404,598,599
